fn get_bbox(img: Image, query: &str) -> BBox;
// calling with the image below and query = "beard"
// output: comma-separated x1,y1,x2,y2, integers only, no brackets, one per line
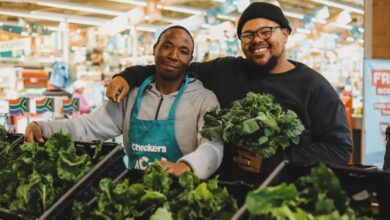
246,42,282,73
250,55,278,73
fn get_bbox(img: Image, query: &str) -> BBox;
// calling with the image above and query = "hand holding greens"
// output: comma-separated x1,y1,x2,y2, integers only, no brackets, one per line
74,162,238,220
201,92,305,157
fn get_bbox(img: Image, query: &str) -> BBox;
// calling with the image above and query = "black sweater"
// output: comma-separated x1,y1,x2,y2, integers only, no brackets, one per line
118,56,353,185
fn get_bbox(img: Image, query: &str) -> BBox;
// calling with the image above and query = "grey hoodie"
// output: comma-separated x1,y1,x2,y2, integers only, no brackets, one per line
37,78,223,179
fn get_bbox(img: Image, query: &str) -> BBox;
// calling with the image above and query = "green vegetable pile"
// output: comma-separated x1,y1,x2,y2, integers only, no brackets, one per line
201,92,305,157
246,163,372,220
0,132,105,217
0,125,6,141
73,162,238,220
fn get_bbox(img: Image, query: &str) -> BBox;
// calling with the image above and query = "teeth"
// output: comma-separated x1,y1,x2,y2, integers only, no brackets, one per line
254,48,268,53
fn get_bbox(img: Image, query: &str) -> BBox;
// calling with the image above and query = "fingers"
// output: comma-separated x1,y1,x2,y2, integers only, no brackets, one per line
237,147,257,160
233,155,250,167
116,86,128,103
105,76,130,103
25,122,44,143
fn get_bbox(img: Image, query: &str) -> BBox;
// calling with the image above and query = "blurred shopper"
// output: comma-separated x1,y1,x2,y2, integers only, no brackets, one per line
25,26,222,180
105,2,352,184
71,80,91,115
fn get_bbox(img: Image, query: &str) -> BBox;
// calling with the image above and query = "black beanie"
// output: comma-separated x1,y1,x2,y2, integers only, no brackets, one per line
237,2,292,39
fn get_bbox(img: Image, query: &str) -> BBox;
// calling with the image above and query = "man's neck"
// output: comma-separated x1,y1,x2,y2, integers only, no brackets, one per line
155,75,185,95
270,59,295,74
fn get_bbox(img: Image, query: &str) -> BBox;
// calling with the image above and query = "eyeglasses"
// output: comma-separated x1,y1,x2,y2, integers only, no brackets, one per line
240,26,281,43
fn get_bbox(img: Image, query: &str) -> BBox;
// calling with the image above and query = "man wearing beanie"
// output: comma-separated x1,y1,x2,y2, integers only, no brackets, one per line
107,2,352,185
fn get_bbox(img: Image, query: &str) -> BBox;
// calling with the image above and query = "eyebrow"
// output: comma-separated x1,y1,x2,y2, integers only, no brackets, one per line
242,26,272,33
162,40,192,51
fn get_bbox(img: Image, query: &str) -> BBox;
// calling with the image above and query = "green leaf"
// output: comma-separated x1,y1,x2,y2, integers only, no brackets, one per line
150,207,173,220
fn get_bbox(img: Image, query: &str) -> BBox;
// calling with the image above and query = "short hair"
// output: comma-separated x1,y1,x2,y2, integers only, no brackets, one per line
154,25,194,56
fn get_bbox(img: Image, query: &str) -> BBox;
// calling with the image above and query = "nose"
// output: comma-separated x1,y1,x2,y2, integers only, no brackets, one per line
253,34,265,43
168,48,179,60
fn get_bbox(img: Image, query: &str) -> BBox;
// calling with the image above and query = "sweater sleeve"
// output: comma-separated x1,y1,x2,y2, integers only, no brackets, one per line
114,65,155,87
37,99,127,142
178,91,223,179
286,83,353,166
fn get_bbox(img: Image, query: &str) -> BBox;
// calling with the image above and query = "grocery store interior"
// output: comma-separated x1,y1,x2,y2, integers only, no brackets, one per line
2,0,368,158
1,0,390,219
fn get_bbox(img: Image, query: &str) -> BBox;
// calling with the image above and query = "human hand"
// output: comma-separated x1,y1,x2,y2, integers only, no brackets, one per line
105,76,130,103
233,147,262,174
160,160,192,176
25,122,44,143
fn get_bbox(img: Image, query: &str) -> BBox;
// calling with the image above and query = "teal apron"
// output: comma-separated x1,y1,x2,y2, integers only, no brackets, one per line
124,74,189,170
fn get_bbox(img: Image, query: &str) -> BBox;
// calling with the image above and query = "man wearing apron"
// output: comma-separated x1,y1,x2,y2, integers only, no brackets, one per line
26,26,223,179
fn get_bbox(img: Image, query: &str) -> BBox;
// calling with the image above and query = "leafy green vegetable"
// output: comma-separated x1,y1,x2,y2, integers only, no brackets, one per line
246,163,372,220
84,162,237,220
0,125,6,141
201,92,305,157
0,131,111,217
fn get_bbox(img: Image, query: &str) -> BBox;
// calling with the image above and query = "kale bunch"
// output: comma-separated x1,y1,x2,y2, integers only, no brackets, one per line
246,164,372,220
201,92,304,158
0,132,103,217
83,162,237,220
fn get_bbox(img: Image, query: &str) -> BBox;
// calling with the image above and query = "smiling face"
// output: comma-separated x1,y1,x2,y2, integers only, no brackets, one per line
240,18,289,71
153,28,193,81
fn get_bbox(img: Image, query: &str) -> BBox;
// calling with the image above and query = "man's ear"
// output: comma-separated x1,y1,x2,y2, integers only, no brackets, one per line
153,44,156,56
282,29,289,44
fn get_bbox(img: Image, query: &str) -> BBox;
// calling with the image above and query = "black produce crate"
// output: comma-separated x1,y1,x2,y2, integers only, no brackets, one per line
232,161,390,220
48,160,254,219
0,140,121,220
40,145,126,220
5,133,24,148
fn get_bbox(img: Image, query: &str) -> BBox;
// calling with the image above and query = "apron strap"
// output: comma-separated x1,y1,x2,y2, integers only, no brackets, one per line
168,74,189,120
132,75,155,118
132,74,189,120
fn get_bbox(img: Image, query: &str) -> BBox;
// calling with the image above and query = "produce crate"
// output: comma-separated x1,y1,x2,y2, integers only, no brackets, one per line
5,133,24,148
232,161,390,220
40,144,125,220
0,140,121,220
45,159,255,219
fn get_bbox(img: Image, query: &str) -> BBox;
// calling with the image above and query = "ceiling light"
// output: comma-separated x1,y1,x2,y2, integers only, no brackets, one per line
283,10,305,19
36,0,123,16
312,0,364,15
157,5,204,15
0,9,64,22
109,0,147,7
30,11,108,25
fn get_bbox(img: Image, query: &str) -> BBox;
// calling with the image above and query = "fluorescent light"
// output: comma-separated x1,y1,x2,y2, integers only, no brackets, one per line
36,0,123,16
0,9,64,22
109,0,147,7
158,5,204,15
312,0,364,15
283,10,304,19
30,11,108,25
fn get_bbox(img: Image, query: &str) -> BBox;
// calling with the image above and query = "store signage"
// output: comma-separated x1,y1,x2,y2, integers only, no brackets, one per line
363,59,390,168
0,38,30,53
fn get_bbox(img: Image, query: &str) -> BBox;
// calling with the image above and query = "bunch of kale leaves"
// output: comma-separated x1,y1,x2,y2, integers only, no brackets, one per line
246,163,372,220
201,92,305,157
0,132,104,217
73,162,238,220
